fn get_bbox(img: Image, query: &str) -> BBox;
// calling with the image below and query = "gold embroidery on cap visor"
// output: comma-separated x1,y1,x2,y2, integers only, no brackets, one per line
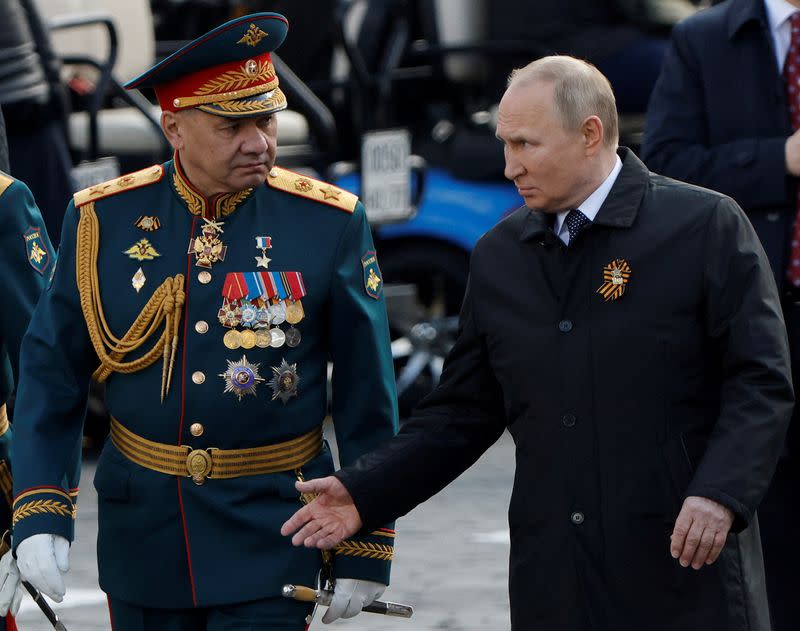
596,259,631,302
196,88,287,118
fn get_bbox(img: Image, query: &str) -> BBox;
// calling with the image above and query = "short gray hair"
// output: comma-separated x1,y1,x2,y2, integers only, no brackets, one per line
507,56,619,148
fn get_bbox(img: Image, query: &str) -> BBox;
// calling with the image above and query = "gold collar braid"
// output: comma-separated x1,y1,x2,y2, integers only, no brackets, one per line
77,202,185,401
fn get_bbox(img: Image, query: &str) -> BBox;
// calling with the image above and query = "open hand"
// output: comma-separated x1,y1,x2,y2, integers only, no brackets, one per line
280,476,362,549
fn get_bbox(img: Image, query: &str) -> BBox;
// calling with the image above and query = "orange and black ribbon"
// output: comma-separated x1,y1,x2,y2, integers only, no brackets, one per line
596,259,631,302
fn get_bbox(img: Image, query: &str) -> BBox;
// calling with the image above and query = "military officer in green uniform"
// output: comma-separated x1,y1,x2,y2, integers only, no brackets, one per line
0,107,56,630
9,13,398,630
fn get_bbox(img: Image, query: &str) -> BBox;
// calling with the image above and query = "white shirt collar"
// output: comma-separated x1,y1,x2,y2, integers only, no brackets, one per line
764,0,799,70
554,155,623,245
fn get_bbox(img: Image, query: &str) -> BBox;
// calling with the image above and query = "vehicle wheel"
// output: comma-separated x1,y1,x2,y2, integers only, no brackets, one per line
378,241,469,417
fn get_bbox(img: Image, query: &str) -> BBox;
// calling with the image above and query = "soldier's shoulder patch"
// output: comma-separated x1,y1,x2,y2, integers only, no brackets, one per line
0,172,15,197
24,226,51,275
361,250,382,299
266,166,358,213
73,164,164,207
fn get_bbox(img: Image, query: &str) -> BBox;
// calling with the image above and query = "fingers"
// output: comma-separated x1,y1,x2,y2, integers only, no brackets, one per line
54,535,70,573
671,496,734,570
294,479,328,494
321,579,356,624
17,535,66,602
280,504,314,537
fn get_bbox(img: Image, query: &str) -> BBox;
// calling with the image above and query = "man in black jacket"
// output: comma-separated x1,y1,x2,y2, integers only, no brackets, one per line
641,2,800,626
282,56,793,631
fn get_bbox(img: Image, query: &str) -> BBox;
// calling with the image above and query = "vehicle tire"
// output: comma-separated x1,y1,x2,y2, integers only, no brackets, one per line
377,240,469,418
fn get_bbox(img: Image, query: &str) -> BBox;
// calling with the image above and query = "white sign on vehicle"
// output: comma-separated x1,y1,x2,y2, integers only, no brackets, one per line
71,156,121,192
361,128,412,224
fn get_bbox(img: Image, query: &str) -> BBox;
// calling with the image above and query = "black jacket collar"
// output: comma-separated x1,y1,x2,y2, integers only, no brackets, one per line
727,0,768,39
520,147,648,242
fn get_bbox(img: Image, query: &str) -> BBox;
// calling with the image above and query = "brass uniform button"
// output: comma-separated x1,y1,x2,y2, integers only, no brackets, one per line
198,271,212,284
192,371,206,384
190,423,204,437
195,321,209,334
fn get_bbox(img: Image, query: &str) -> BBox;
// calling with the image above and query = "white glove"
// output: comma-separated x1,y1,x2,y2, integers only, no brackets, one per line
322,578,386,624
16,534,70,602
0,551,24,616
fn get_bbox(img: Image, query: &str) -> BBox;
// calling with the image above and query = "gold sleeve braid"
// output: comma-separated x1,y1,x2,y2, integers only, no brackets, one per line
76,202,185,401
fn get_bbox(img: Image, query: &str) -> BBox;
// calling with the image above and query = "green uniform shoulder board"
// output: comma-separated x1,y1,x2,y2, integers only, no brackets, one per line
73,165,164,207
266,166,358,213
0,172,14,197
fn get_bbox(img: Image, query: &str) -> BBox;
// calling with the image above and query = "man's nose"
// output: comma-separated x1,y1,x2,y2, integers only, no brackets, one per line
241,123,270,154
504,154,523,181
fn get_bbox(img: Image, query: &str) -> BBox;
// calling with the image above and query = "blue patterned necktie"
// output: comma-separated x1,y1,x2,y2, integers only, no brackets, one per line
564,208,591,243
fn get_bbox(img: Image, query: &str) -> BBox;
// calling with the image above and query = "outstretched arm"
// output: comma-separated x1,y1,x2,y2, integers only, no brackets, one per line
281,476,362,549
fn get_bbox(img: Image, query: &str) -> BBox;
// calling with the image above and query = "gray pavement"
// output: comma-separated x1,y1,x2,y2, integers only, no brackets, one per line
15,431,514,631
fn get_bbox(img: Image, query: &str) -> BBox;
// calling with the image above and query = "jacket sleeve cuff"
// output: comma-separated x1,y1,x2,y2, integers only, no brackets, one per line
684,484,751,533
11,486,76,551
331,526,395,585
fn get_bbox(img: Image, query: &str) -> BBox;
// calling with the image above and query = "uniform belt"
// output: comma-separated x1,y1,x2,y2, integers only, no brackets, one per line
110,417,323,484
0,404,8,437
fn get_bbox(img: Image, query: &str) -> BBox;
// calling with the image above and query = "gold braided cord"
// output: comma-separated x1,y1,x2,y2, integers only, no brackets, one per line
199,89,285,115
76,202,185,399
333,540,394,562
13,499,72,526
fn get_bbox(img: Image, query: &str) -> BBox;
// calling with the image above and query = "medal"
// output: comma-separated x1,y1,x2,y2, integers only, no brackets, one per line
269,328,286,348
240,329,257,349
268,301,286,325
285,300,304,324
268,358,300,404
132,267,146,293
596,259,631,302
218,300,242,328
240,301,259,328
285,327,301,348
255,235,272,269
135,216,161,232
219,355,265,401
189,218,227,268
223,329,242,349
255,329,272,348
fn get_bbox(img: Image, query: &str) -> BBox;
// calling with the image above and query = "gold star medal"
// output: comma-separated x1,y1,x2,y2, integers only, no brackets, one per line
255,235,272,269
219,355,265,401
596,258,631,302
268,358,300,404
124,238,161,261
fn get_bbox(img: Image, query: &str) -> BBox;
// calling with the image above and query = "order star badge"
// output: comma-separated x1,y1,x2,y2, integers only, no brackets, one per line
219,355,265,401
596,258,631,302
268,358,300,404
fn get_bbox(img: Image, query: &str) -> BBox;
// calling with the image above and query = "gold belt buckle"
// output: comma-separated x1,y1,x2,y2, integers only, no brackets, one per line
185,448,214,484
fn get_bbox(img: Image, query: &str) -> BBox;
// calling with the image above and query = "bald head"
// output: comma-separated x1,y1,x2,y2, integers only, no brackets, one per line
508,56,619,149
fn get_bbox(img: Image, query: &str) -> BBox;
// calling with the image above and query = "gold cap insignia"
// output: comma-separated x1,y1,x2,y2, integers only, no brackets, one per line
237,24,268,47
597,259,631,302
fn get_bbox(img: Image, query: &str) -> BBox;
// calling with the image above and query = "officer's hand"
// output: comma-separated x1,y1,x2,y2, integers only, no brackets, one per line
322,578,386,624
280,476,362,549
0,550,24,616
670,496,734,570
16,533,70,602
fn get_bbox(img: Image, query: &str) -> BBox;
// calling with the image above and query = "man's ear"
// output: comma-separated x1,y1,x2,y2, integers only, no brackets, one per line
581,115,604,154
161,111,184,151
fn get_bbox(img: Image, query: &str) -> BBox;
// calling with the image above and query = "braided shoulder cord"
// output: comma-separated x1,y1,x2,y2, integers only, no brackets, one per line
76,202,185,400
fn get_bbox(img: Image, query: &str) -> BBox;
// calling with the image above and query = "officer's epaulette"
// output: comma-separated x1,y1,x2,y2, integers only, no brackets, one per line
73,164,164,207
0,171,14,197
266,166,357,213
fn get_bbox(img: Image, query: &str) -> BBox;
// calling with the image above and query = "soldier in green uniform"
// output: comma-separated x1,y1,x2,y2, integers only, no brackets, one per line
8,13,398,630
0,107,56,630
